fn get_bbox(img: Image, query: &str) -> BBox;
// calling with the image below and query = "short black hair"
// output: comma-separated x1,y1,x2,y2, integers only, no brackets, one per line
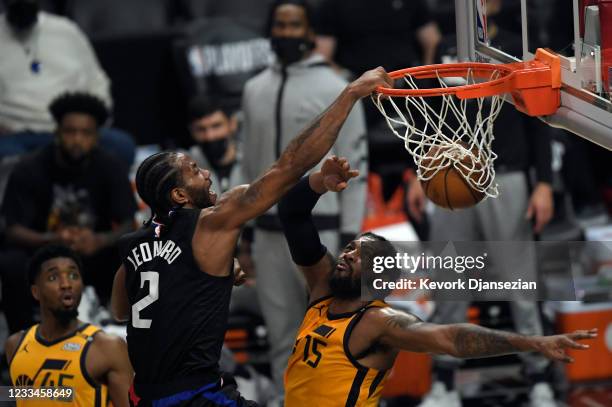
359,232,401,299
49,92,109,128
187,95,229,123
28,244,83,285
265,0,315,37
135,151,183,223
359,232,398,265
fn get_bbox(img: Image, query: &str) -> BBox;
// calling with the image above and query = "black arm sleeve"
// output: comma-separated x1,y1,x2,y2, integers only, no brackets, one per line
278,177,328,267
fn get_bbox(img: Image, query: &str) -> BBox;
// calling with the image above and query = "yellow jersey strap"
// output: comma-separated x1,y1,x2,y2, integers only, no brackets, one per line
8,326,34,379
343,300,388,369
16,326,35,351
366,300,388,310
77,324,102,341
78,325,103,389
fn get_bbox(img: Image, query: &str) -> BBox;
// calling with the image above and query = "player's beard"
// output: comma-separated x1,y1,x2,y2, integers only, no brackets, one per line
186,185,214,209
329,263,361,299
51,308,79,327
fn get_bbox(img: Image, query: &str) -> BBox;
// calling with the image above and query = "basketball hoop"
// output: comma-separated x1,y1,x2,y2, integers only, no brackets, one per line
372,48,560,199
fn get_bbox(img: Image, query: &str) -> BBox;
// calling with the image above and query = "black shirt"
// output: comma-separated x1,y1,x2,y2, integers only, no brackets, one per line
492,105,553,183
1,145,136,233
315,0,434,75
118,208,234,398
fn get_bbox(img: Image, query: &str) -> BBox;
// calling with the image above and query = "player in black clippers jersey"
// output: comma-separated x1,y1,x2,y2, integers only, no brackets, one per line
109,68,394,407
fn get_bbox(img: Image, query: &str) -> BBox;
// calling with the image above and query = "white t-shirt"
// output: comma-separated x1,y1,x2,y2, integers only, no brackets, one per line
0,12,111,132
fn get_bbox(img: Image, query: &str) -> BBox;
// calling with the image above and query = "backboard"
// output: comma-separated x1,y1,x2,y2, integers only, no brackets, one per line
455,0,612,150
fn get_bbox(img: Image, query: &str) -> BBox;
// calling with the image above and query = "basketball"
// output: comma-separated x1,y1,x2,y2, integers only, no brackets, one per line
420,145,486,210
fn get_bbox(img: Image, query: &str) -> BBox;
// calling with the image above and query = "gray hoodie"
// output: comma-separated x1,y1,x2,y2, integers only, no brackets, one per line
241,53,367,238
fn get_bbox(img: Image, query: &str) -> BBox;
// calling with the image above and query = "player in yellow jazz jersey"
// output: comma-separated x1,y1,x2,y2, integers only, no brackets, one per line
278,156,598,407
5,245,133,407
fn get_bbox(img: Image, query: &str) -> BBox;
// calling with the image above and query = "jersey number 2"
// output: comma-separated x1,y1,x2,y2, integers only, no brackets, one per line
132,271,159,328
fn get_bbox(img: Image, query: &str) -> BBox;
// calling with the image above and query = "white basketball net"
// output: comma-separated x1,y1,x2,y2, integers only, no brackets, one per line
372,69,507,198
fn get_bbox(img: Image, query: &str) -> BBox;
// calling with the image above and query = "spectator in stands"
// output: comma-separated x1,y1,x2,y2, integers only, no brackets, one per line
241,0,367,398
5,244,133,407
0,92,136,325
187,95,243,194
0,0,135,165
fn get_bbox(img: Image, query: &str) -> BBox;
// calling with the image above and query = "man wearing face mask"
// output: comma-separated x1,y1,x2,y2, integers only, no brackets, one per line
0,0,135,165
187,96,243,195
0,92,136,327
241,0,367,398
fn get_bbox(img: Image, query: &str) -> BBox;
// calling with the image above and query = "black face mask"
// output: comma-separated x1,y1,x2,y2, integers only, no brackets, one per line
6,0,39,32
199,138,229,169
270,36,314,66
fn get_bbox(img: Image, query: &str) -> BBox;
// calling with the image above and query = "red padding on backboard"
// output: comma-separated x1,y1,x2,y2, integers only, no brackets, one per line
580,0,600,37
599,1,612,92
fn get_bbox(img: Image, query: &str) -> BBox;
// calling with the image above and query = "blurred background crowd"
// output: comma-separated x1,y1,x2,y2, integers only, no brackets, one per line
0,0,611,406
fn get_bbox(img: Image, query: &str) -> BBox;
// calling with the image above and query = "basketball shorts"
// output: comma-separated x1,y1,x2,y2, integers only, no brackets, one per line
129,374,259,407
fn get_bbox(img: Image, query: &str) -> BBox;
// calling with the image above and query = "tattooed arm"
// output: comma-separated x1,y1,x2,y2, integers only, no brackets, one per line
204,67,393,230
370,308,596,363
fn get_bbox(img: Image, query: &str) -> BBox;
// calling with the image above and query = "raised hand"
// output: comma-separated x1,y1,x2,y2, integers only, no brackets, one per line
533,329,597,363
347,67,394,100
320,155,359,192
526,182,554,234
309,155,357,193
233,258,247,287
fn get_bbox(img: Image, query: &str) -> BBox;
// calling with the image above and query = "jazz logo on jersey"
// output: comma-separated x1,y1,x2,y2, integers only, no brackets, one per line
16,359,74,389
476,0,488,44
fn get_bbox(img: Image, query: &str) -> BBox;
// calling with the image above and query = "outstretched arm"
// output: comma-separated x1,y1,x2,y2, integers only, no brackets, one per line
279,156,359,301
204,68,392,230
370,308,596,362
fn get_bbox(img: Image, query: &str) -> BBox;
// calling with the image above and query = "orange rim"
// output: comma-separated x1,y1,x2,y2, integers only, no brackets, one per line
375,62,515,98
375,48,561,102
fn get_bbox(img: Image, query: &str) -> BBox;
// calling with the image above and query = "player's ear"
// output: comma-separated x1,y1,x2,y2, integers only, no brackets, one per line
31,285,39,302
170,187,190,206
